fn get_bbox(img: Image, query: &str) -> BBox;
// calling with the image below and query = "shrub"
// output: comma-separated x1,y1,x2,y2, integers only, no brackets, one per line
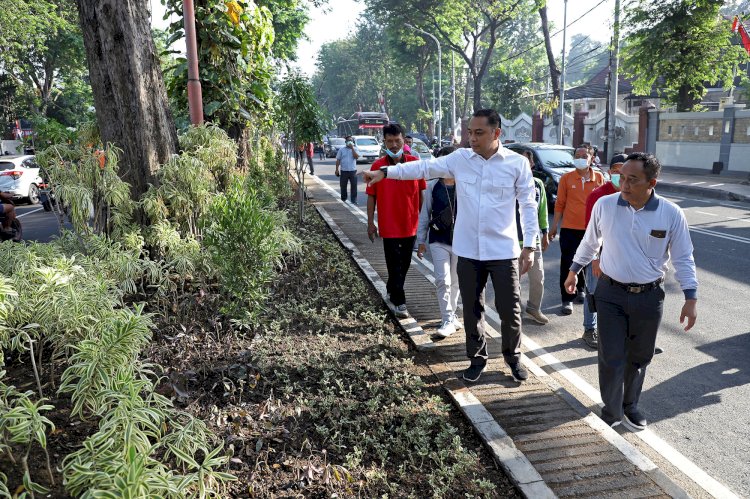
202,177,300,319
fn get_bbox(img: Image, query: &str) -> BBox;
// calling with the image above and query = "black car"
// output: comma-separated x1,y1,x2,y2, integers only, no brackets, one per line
325,137,346,158
504,142,603,210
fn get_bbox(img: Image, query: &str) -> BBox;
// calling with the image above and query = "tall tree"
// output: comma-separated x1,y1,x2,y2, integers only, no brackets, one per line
0,0,90,124
76,0,178,199
623,0,749,111
367,0,541,111
538,4,559,113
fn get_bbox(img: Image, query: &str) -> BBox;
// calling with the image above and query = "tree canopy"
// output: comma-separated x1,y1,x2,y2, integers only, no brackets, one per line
623,0,749,111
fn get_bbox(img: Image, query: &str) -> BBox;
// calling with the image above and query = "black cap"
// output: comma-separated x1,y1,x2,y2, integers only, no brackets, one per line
610,154,627,166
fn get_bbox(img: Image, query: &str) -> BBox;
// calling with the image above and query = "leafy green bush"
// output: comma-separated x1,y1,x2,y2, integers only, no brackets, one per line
202,177,300,319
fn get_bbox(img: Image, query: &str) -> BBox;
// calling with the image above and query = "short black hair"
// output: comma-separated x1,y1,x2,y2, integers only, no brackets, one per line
382,123,405,138
436,146,455,157
610,153,628,165
345,135,353,140
471,108,501,128
626,152,661,180
405,135,413,140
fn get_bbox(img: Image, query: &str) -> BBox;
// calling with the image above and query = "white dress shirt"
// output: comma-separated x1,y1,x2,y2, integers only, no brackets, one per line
387,146,539,261
571,192,698,299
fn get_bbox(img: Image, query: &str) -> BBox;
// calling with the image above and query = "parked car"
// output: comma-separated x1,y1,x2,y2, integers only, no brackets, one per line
325,137,346,158
0,155,43,204
352,135,381,163
504,142,603,210
409,138,434,160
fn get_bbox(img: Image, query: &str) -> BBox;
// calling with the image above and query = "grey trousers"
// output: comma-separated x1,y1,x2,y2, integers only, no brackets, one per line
525,248,544,313
457,257,522,366
595,278,664,422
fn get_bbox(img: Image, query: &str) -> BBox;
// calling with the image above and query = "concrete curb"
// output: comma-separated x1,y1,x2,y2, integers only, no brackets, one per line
313,201,557,499
657,181,750,204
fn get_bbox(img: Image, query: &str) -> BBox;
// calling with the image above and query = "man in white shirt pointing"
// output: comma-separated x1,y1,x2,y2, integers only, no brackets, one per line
564,152,698,431
364,109,539,383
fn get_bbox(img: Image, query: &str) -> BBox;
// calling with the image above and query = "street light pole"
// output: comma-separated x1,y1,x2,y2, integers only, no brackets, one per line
557,0,568,145
607,0,621,162
451,52,456,142
183,0,204,125
406,24,441,143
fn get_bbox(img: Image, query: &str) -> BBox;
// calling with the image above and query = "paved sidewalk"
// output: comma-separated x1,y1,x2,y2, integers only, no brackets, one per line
655,168,750,204
306,175,690,499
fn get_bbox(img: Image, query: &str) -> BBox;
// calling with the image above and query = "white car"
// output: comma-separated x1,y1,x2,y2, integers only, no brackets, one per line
0,155,43,205
410,138,434,160
352,135,381,163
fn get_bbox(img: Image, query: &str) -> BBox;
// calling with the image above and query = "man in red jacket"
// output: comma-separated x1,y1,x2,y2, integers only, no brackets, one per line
366,123,426,318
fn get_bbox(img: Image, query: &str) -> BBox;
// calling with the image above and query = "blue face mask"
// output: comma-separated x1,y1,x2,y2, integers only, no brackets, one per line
385,147,404,159
610,173,621,188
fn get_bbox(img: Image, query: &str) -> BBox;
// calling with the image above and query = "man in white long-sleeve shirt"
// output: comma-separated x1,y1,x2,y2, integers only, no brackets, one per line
364,109,539,383
564,152,698,431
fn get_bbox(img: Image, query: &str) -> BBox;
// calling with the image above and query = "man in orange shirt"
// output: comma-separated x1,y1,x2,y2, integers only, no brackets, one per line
366,123,426,318
549,145,605,343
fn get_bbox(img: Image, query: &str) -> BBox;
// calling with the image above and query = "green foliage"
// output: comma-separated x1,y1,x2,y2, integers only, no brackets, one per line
202,176,300,319
163,0,276,127
36,139,135,238
0,0,91,125
623,0,750,111
142,124,237,237
277,71,329,145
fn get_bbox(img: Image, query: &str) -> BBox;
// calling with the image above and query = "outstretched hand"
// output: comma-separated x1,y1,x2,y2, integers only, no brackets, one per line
362,169,385,187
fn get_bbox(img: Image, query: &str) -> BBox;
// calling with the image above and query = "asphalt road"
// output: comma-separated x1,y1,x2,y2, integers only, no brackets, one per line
16,157,750,497
307,156,750,498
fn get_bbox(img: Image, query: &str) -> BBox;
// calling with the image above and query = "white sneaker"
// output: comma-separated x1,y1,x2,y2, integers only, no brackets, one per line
451,314,463,330
395,304,409,318
435,320,456,338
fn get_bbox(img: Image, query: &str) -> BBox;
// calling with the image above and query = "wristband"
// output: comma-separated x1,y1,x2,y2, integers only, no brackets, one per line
380,166,388,178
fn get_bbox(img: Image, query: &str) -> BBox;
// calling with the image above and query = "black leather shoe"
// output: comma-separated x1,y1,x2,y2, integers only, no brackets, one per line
623,408,647,431
506,361,529,382
462,363,486,382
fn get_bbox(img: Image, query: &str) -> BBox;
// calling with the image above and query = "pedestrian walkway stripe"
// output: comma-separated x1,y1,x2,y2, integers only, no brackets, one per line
689,226,750,244
309,173,737,499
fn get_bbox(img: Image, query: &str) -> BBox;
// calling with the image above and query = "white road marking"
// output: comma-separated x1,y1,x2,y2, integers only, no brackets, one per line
708,183,725,187
312,171,739,498
696,211,718,216
16,207,43,218
689,226,750,244
690,181,706,185
673,180,686,184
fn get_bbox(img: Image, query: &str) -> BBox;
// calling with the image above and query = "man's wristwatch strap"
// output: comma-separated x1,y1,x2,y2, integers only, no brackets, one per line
380,166,388,178
522,246,535,251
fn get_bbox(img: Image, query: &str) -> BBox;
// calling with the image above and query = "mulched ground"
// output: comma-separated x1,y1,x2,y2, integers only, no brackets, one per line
1,201,519,498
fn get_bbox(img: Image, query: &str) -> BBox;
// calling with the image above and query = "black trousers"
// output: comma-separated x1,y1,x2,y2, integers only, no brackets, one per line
383,236,416,306
339,170,357,203
595,278,664,422
457,257,522,365
559,228,586,302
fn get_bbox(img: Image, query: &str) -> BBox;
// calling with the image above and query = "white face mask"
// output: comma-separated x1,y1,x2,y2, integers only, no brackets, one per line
573,158,589,170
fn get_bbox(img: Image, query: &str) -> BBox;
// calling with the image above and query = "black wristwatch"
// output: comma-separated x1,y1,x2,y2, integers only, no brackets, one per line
522,246,535,251
380,166,388,178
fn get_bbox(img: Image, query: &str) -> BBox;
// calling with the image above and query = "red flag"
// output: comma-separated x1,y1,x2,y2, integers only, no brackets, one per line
732,16,739,33
739,21,750,55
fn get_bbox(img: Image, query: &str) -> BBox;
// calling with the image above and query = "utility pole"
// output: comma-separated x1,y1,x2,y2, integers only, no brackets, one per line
607,0,621,162
557,0,568,145
451,52,456,142
183,0,203,125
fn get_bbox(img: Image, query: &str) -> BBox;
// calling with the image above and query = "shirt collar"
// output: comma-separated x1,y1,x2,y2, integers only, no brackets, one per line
617,191,660,211
467,143,508,160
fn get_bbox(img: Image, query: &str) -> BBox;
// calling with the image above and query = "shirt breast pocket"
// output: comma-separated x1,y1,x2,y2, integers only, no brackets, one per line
645,229,669,259
488,178,514,206
459,175,478,197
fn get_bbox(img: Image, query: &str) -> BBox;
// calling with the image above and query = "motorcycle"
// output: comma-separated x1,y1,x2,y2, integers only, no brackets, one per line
0,195,22,242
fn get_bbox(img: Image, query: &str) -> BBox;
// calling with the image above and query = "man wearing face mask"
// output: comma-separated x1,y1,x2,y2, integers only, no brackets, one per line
366,123,426,318
549,146,605,332
336,135,360,204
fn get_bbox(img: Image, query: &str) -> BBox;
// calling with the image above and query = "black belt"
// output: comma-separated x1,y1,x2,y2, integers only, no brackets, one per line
601,273,663,294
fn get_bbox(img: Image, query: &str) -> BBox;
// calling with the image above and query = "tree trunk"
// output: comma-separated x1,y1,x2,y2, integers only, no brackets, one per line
676,85,698,112
75,0,178,200
461,68,472,119
472,73,483,112
539,7,560,104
